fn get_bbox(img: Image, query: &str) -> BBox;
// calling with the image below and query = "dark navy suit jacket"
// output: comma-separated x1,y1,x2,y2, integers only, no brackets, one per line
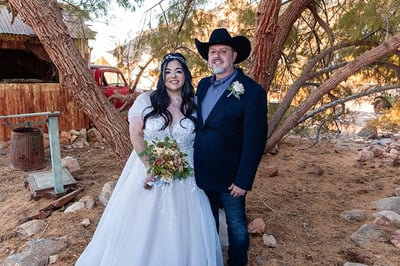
194,69,268,192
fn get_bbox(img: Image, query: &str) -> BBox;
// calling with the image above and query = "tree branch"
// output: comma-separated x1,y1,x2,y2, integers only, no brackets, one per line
298,84,400,124
267,32,400,152
268,40,372,138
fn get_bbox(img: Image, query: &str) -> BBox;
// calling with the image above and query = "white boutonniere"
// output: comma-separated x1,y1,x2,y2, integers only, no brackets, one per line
227,81,244,99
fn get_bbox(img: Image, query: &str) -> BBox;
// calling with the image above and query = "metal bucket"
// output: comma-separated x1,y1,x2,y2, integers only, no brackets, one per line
10,127,45,170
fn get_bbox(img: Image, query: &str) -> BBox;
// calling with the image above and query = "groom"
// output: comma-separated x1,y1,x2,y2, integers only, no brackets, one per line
194,28,268,266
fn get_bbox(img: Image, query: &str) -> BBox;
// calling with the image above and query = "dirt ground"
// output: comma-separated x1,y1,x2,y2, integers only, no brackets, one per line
0,134,399,265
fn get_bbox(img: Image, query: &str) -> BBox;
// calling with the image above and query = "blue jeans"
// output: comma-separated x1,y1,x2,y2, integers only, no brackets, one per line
206,191,249,266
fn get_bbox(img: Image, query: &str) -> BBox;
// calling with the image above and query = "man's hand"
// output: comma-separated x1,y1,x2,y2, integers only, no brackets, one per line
228,184,247,197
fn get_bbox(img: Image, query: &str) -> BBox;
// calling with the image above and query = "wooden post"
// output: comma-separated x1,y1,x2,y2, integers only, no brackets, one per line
47,112,64,194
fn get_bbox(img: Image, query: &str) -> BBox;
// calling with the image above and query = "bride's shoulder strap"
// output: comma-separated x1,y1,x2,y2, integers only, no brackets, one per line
128,92,151,122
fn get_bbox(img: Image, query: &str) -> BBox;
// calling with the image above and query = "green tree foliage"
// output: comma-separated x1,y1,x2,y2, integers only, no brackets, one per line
43,0,400,149
112,0,257,87
107,0,400,138
336,0,400,41
333,0,400,83
252,0,400,147
60,0,143,18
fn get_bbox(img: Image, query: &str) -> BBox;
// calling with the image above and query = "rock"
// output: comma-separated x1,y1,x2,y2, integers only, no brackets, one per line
369,145,384,157
60,131,72,146
357,125,378,139
391,158,400,167
0,148,7,155
64,202,85,213
341,209,367,222
15,220,47,237
389,148,399,158
357,149,374,162
265,164,279,177
99,181,116,206
255,256,265,265
0,140,9,149
393,187,400,197
71,139,88,149
48,254,59,264
80,195,96,209
262,234,277,248
42,133,50,149
248,217,266,234
390,230,400,248
372,197,400,213
81,218,91,227
70,129,80,136
344,263,368,266
2,237,68,266
373,210,400,227
87,128,104,143
313,165,324,175
350,224,388,247
61,156,81,173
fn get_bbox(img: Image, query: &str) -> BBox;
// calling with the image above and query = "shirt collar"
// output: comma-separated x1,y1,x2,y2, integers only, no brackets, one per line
211,68,238,86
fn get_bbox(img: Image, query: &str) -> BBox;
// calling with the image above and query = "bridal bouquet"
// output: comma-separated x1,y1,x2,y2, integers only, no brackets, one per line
139,136,193,190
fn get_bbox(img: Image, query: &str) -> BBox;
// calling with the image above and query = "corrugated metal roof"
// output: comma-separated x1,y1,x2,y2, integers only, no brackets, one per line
0,6,35,36
0,5,94,39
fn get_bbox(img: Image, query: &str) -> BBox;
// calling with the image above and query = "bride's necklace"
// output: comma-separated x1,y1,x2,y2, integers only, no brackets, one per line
170,96,182,104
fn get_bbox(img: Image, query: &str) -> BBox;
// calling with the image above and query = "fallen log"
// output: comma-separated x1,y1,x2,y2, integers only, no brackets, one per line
18,188,83,224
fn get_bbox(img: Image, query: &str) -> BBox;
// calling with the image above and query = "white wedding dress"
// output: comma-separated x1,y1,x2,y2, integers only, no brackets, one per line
76,93,223,266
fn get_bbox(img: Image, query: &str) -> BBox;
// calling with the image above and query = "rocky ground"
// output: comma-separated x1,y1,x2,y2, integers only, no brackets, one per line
1,130,400,265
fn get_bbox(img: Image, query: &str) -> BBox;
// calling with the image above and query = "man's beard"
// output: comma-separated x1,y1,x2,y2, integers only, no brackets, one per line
211,66,225,75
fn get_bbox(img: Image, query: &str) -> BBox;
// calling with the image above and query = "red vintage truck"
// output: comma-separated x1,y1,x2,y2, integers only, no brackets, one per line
90,64,138,114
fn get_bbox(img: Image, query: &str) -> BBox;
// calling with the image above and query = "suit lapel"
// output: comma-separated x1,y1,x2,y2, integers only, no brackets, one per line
204,72,244,123
197,77,212,128
198,71,245,125
204,89,231,122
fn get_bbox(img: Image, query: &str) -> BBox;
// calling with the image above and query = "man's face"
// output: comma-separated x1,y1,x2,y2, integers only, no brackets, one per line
207,44,237,77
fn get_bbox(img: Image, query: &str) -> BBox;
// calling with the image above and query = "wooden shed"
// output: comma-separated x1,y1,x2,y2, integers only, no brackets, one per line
0,5,94,140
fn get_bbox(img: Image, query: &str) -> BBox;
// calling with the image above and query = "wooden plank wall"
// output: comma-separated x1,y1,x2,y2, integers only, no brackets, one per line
0,83,90,140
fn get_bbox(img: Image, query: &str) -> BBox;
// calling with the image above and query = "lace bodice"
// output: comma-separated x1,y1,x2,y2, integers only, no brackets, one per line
128,93,196,167
143,117,195,166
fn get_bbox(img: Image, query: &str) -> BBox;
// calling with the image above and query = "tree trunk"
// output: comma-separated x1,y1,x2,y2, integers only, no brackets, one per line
266,32,400,152
8,0,132,161
249,0,313,90
248,0,280,87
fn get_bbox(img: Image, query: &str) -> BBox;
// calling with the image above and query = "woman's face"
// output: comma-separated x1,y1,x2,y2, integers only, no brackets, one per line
164,60,185,96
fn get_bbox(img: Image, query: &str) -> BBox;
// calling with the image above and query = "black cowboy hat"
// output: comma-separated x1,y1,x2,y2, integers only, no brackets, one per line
194,28,251,64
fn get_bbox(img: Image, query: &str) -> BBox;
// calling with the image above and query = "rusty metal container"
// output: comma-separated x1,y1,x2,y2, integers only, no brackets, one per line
10,127,45,170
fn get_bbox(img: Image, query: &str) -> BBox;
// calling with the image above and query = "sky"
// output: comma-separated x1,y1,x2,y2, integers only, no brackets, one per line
89,1,161,63
89,0,223,64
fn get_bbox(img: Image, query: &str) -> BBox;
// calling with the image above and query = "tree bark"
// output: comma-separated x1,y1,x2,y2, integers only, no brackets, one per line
248,0,280,87
249,0,313,90
8,0,132,161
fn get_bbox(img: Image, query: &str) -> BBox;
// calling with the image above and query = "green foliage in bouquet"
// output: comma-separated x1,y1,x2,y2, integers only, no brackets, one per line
138,136,193,189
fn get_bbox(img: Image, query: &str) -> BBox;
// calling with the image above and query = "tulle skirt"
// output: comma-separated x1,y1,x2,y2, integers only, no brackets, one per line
75,151,223,266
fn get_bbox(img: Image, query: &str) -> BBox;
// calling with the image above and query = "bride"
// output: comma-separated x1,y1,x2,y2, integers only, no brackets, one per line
75,53,223,266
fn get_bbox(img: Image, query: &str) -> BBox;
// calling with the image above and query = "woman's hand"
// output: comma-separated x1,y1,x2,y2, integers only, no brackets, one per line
145,174,155,183
143,174,156,190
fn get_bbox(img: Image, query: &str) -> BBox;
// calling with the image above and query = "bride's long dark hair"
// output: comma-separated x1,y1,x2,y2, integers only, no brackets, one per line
143,53,197,130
